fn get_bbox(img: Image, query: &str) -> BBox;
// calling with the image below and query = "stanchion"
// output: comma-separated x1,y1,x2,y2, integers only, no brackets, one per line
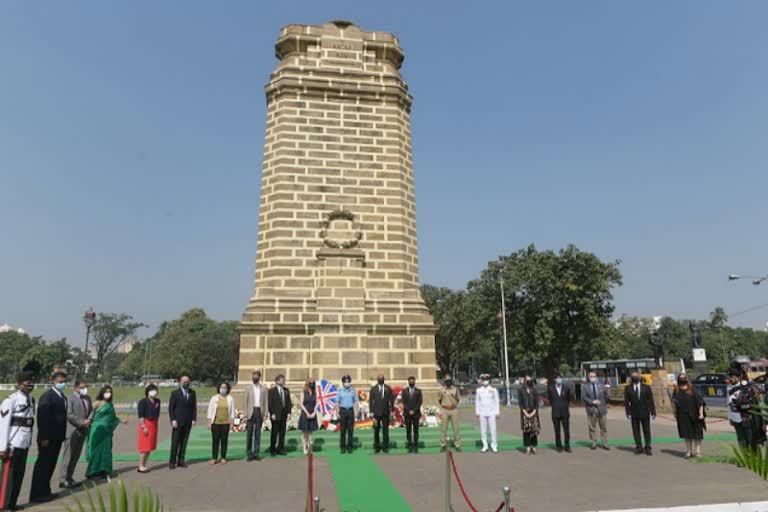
313,496,320,512
444,447,451,512
305,452,314,512
503,486,512,512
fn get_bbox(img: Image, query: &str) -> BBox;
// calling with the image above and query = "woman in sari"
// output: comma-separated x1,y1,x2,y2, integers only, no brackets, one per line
86,385,126,479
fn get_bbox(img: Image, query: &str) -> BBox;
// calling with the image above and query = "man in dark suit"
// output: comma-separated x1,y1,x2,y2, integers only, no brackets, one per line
369,374,394,453
168,375,197,469
267,374,292,456
547,372,572,453
401,376,423,453
624,371,656,455
29,371,68,503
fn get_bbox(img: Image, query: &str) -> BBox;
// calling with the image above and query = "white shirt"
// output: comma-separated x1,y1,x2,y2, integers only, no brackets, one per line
252,384,261,408
0,391,35,450
556,384,562,396
475,385,500,417
727,384,742,423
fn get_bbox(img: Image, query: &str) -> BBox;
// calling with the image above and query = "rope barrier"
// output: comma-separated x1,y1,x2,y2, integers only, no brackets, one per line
494,502,505,512
447,451,479,512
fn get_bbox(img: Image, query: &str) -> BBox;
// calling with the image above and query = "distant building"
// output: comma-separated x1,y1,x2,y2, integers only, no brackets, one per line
0,323,26,335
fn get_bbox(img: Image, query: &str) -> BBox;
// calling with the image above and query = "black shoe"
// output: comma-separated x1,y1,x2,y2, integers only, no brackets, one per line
169,463,176,470
29,495,54,503
278,450,287,456
634,447,643,455
565,446,572,453
340,448,347,454
178,460,188,468
645,447,652,456
383,448,389,453
270,450,276,457
374,448,381,453
254,454,263,461
556,446,563,453
247,454,255,462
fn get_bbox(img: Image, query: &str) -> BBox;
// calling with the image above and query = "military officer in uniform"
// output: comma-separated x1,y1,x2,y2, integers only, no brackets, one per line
475,373,500,453
438,373,461,452
0,371,36,512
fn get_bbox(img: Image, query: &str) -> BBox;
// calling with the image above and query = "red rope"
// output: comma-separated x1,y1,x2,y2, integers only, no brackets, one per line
448,451,479,512
494,502,505,512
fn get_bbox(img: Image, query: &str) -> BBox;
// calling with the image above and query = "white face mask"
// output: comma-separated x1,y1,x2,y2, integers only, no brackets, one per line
555,378,563,385
482,380,489,387
219,388,228,395
148,390,158,398
103,392,112,400
589,377,597,384
79,387,88,396
741,380,748,386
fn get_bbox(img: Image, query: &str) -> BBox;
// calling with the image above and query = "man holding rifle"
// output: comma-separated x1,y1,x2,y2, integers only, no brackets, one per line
0,371,36,512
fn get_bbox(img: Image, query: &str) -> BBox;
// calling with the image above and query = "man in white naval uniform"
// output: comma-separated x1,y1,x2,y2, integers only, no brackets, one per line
0,371,36,512
475,374,500,453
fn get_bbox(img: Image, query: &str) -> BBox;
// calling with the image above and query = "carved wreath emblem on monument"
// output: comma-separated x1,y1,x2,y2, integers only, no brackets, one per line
320,209,363,249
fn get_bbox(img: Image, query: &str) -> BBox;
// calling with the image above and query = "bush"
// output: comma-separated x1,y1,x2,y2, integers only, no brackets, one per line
65,479,169,512
730,443,768,480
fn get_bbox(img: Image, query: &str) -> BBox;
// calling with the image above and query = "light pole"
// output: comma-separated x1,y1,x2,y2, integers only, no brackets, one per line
729,274,768,286
83,307,96,372
499,279,512,407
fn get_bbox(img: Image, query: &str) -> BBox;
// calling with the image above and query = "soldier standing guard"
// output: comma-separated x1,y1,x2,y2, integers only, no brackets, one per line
438,374,461,452
0,371,36,512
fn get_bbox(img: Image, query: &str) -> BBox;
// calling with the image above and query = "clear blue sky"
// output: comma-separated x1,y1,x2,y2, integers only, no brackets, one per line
2,1,767,346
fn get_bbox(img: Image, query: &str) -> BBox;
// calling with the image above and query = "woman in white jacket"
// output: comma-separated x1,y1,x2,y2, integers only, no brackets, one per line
207,381,235,464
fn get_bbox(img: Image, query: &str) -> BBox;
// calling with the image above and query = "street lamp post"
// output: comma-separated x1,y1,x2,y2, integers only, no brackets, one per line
499,279,512,407
83,307,96,367
729,274,768,286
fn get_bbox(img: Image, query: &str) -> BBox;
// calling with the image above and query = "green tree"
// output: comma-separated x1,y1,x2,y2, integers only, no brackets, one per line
421,285,495,375
468,244,622,378
146,309,239,383
90,313,146,379
20,338,72,380
0,331,40,381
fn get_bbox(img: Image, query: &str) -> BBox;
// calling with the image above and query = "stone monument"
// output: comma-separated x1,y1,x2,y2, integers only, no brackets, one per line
238,21,438,390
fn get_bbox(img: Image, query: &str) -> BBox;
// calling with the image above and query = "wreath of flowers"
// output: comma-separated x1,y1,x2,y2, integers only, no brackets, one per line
320,209,363,249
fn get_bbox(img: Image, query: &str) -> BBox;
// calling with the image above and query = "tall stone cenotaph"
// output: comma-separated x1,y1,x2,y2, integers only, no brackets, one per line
238,21,438,390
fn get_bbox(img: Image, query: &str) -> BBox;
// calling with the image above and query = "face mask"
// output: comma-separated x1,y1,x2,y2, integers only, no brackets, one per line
79,387,88,396
555,378,563,385
219,388,228,395
589,377,597,384
678,379,688,385
526,380,533,387
343,382,351,389
253,377,260,384
631,376,640,384
377,378,385,385
445,379,453,386
483,380,490,387
21,383,34,393
741,380,748,386
181,382,190,389
148,390,158,398
55,382,66,392
309,382,315,390
408,382,415,388
103,392,112,400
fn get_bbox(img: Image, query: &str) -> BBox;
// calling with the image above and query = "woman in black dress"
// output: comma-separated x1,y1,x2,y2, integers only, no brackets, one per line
518,376,540,455
298,378,318,455
672,372,705,458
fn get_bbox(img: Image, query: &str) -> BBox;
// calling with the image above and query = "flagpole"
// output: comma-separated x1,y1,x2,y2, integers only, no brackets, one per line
500,278,512,407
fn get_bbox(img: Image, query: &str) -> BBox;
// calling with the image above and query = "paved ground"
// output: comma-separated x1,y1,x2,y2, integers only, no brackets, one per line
14,406,768,512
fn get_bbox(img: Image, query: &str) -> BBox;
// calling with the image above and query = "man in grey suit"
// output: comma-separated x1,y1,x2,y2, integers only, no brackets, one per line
243,370,269,461
582,371,610,450
58,378,92,488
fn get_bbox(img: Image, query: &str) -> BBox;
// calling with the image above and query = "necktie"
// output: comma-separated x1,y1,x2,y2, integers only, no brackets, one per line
636,385,640,398
592,383,597,400
280,387,285,407
380,386,384,398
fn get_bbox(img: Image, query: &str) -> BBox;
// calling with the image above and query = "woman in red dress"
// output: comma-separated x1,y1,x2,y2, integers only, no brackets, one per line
137,383,161,473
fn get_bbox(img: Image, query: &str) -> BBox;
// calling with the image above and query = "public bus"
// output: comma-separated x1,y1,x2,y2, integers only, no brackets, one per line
580,358,681,401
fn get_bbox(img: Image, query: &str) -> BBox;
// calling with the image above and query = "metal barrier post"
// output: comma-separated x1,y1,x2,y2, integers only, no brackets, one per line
503,486,511,511
444,448,452,512
313,496,320,512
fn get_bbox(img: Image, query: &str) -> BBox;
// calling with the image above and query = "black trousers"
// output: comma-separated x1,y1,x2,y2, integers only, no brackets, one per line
1,448,28,510
246,408,263,456
373,414,389,450
631,417,652,448
269,417,287,454
29,439,62,500
339,408,355,450
170,423,192,464
211,424,229,460
405,414,420,449
552,416,571,448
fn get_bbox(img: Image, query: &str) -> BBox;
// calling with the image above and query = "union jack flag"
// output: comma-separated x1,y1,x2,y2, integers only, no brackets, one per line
315,379,338,416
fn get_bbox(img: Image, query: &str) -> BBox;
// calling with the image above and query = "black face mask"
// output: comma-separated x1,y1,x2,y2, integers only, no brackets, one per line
377,378,385,385
181,382,190,389
408,382,415,388
631,376,640,384
678,379,688,385
445,379,453,386
309,382,315,390
253,378,260,384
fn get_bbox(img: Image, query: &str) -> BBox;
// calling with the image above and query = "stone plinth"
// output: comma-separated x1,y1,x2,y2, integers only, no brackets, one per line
238,20,438,390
